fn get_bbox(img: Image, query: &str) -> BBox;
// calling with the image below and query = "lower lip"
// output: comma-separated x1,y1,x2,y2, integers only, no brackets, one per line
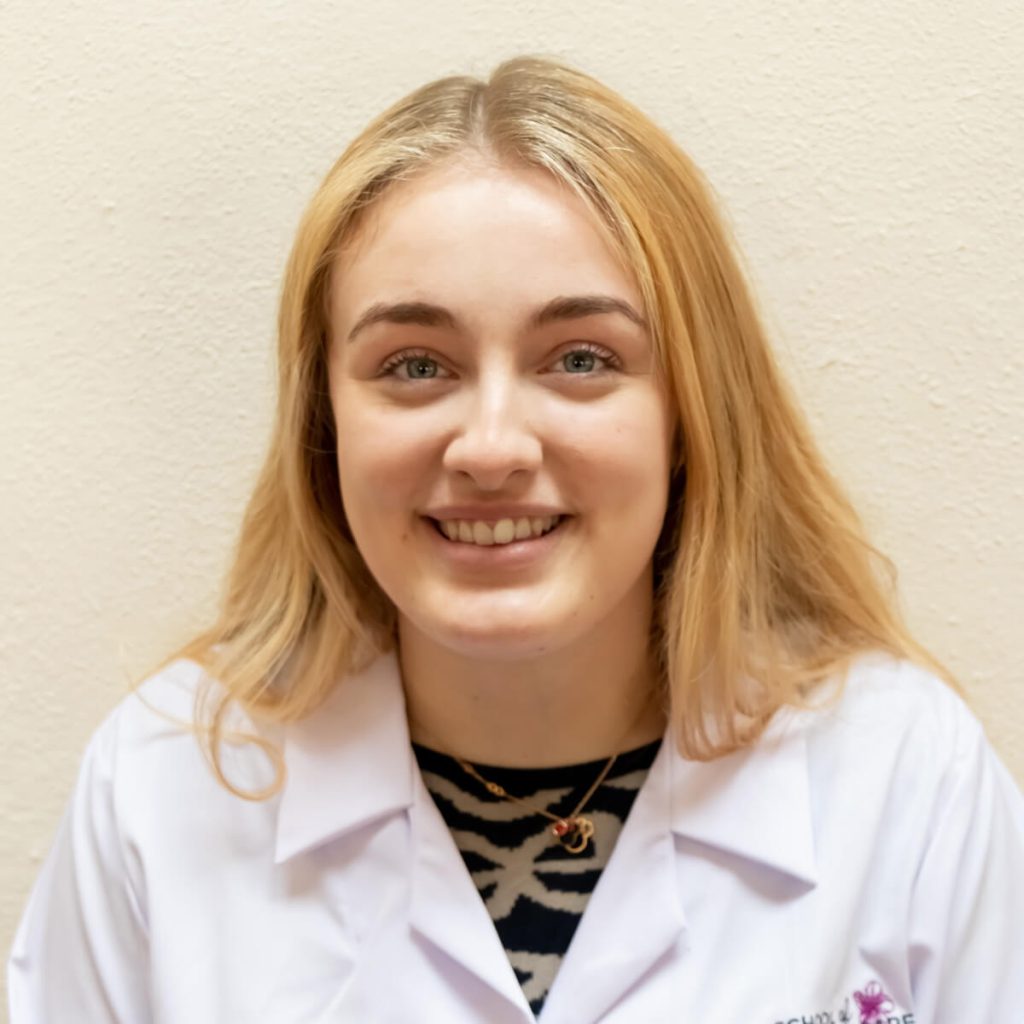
421,516,571,569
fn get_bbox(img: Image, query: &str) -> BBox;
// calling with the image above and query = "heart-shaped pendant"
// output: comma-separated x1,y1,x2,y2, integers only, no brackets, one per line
552,815,595,854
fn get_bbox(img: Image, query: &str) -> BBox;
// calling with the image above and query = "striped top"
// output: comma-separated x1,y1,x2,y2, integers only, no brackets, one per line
414,739,662,1016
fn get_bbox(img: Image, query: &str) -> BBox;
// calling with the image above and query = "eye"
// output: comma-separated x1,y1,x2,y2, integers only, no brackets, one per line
377,348,451,381
375,342,621,381
552,342,621,375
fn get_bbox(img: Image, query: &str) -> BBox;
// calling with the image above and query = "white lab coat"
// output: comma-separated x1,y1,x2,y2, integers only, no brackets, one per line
8,650,1024,1023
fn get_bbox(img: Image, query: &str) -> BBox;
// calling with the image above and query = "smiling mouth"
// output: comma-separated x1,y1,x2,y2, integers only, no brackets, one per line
427,515,568,547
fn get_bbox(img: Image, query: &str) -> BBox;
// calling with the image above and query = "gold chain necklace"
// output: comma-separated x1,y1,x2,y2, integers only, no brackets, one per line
415,686,660,855
454,751,618,854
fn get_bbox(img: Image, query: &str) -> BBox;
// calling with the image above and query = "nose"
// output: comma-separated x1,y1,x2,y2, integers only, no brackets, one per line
441,373,543,490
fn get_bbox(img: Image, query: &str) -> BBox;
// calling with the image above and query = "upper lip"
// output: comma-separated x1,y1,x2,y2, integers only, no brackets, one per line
423,505,569,521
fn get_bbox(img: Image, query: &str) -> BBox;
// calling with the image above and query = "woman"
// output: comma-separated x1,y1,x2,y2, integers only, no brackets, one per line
9,55,1024,1023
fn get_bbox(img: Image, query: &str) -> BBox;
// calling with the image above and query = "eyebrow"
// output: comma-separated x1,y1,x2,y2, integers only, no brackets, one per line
345,294,648,343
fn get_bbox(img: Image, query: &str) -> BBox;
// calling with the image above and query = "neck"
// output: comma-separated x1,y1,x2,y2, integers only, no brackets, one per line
399,597,666,768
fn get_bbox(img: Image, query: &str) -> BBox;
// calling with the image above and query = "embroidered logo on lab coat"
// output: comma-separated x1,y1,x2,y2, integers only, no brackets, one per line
770,979,914,1024
851,981,895,1022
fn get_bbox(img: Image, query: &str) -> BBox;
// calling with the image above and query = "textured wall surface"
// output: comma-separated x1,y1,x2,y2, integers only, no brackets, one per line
2,0,1021,1002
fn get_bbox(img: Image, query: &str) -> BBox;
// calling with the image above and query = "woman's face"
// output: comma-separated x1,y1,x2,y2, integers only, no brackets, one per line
328,157,675,660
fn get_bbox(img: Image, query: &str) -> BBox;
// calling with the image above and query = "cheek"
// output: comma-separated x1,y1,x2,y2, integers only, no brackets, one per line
336,453,417,551
565,400,672,495
332,397,433,526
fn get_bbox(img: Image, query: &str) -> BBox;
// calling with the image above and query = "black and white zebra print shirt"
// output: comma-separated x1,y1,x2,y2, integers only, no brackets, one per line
414,739,662,1017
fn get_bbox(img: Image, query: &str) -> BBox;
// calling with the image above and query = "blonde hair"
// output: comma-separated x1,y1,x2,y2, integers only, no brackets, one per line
170,54,952,797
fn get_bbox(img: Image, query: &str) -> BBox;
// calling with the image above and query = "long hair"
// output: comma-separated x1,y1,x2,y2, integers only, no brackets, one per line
170,54,951,797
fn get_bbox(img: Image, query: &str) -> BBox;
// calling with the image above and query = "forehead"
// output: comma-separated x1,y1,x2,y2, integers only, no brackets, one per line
331,158,640,322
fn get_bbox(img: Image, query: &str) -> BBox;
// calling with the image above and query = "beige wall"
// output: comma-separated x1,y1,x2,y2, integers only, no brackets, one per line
2,0,1021,997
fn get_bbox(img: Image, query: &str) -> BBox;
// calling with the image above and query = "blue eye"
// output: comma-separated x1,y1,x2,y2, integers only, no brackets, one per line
558,344,619,374
563,350,599,373
378,350,444,380
403,356,439,379
377,343,620,381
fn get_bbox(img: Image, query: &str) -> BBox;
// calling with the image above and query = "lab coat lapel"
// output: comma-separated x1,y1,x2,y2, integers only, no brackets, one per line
539,738,686,1024
277,650,534,1020
408,771,536,1019
540,712,816,1023
274,650,415,864
667,710,818,887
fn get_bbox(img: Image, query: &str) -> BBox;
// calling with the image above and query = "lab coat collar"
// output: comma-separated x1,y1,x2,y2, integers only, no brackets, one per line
543,715,816,1022
666,709,818,887
274,649,414,864
273,651,816,1020
276,650,818,886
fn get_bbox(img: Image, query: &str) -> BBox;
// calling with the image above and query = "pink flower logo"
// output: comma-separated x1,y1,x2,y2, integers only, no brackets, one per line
853,981,895,1023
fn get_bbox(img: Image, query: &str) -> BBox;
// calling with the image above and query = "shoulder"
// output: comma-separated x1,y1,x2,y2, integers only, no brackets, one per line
803,658,1024,1015
103,656,277,749
791,653,1021,844
799,652,986,768
76,658,210,788
87,659,283,827
92,657,219,767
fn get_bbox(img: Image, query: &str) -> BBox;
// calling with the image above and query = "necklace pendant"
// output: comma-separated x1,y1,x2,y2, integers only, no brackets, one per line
552,815,595,854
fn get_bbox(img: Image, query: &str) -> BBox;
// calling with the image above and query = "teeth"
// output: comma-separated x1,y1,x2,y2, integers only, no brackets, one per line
492,520,516,544
437,515,562,546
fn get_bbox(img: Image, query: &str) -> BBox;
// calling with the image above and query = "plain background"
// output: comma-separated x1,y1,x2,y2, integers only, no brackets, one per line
2,0,1021,1006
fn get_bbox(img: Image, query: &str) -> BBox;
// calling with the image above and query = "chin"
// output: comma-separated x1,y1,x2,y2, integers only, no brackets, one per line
413,613,572,662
